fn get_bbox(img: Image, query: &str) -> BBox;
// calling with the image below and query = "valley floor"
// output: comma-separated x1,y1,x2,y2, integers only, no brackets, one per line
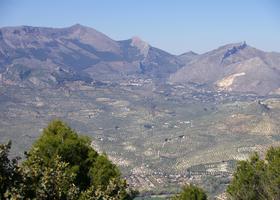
1,80,280,197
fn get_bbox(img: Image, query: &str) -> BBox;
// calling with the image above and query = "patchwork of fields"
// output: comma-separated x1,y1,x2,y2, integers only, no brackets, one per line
1,79,280,196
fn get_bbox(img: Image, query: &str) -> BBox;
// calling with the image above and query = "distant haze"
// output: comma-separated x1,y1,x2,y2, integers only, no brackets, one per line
0,0,279,54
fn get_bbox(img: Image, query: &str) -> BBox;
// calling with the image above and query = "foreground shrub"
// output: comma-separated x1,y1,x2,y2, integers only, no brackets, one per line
1,120,135,200
0,142,20,199
172,184,207,200
227,146,280,200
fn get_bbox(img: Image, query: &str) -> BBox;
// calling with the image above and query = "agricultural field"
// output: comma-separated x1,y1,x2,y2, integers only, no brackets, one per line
1,79,280,197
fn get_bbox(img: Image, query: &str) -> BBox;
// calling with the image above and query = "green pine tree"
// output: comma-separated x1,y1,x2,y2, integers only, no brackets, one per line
172,184,207,200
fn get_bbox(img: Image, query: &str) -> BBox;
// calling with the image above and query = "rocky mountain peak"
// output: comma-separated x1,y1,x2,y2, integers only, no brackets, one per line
70,23,84,28
63,24,121,53
68,23,89,32
177,51,199,64
222,41,247,60
180,51,198,56
130,36,150,57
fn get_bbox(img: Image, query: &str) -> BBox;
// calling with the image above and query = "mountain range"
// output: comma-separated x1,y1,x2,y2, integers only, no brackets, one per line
1,24,280,95
1,24,280,195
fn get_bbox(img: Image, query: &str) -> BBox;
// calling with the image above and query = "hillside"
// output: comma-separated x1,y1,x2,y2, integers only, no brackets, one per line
169,42,280,95
0,24,182,88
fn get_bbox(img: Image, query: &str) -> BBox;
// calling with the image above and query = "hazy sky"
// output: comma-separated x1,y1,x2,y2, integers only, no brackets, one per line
0,0,279,54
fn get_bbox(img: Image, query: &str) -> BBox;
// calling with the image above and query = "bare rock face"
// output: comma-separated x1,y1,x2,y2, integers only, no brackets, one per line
130,36,150,57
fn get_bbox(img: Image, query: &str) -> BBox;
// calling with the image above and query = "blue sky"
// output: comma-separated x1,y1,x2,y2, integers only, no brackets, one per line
0,0,279,54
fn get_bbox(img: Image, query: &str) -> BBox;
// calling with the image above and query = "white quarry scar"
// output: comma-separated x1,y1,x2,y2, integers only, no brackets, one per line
217,72,246,89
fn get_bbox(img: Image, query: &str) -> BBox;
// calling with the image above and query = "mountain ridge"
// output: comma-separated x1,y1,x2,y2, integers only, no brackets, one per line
169,42,280,95
1,24,280,95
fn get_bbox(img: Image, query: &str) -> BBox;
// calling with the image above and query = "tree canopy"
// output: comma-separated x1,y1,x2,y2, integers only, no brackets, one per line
0,142,20,199
227,146,280,200
172,184,207,200
1,120,135,200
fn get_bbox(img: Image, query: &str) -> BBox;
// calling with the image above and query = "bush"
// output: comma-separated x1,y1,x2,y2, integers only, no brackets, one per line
172,184,207,200
1,120,135,200
227,147,280,200
0,142,20,199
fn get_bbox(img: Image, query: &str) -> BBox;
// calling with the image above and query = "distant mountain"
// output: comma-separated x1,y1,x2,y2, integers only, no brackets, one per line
177,51,199,64
169,42,280,95
1,24,280,95
0,24,182,88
